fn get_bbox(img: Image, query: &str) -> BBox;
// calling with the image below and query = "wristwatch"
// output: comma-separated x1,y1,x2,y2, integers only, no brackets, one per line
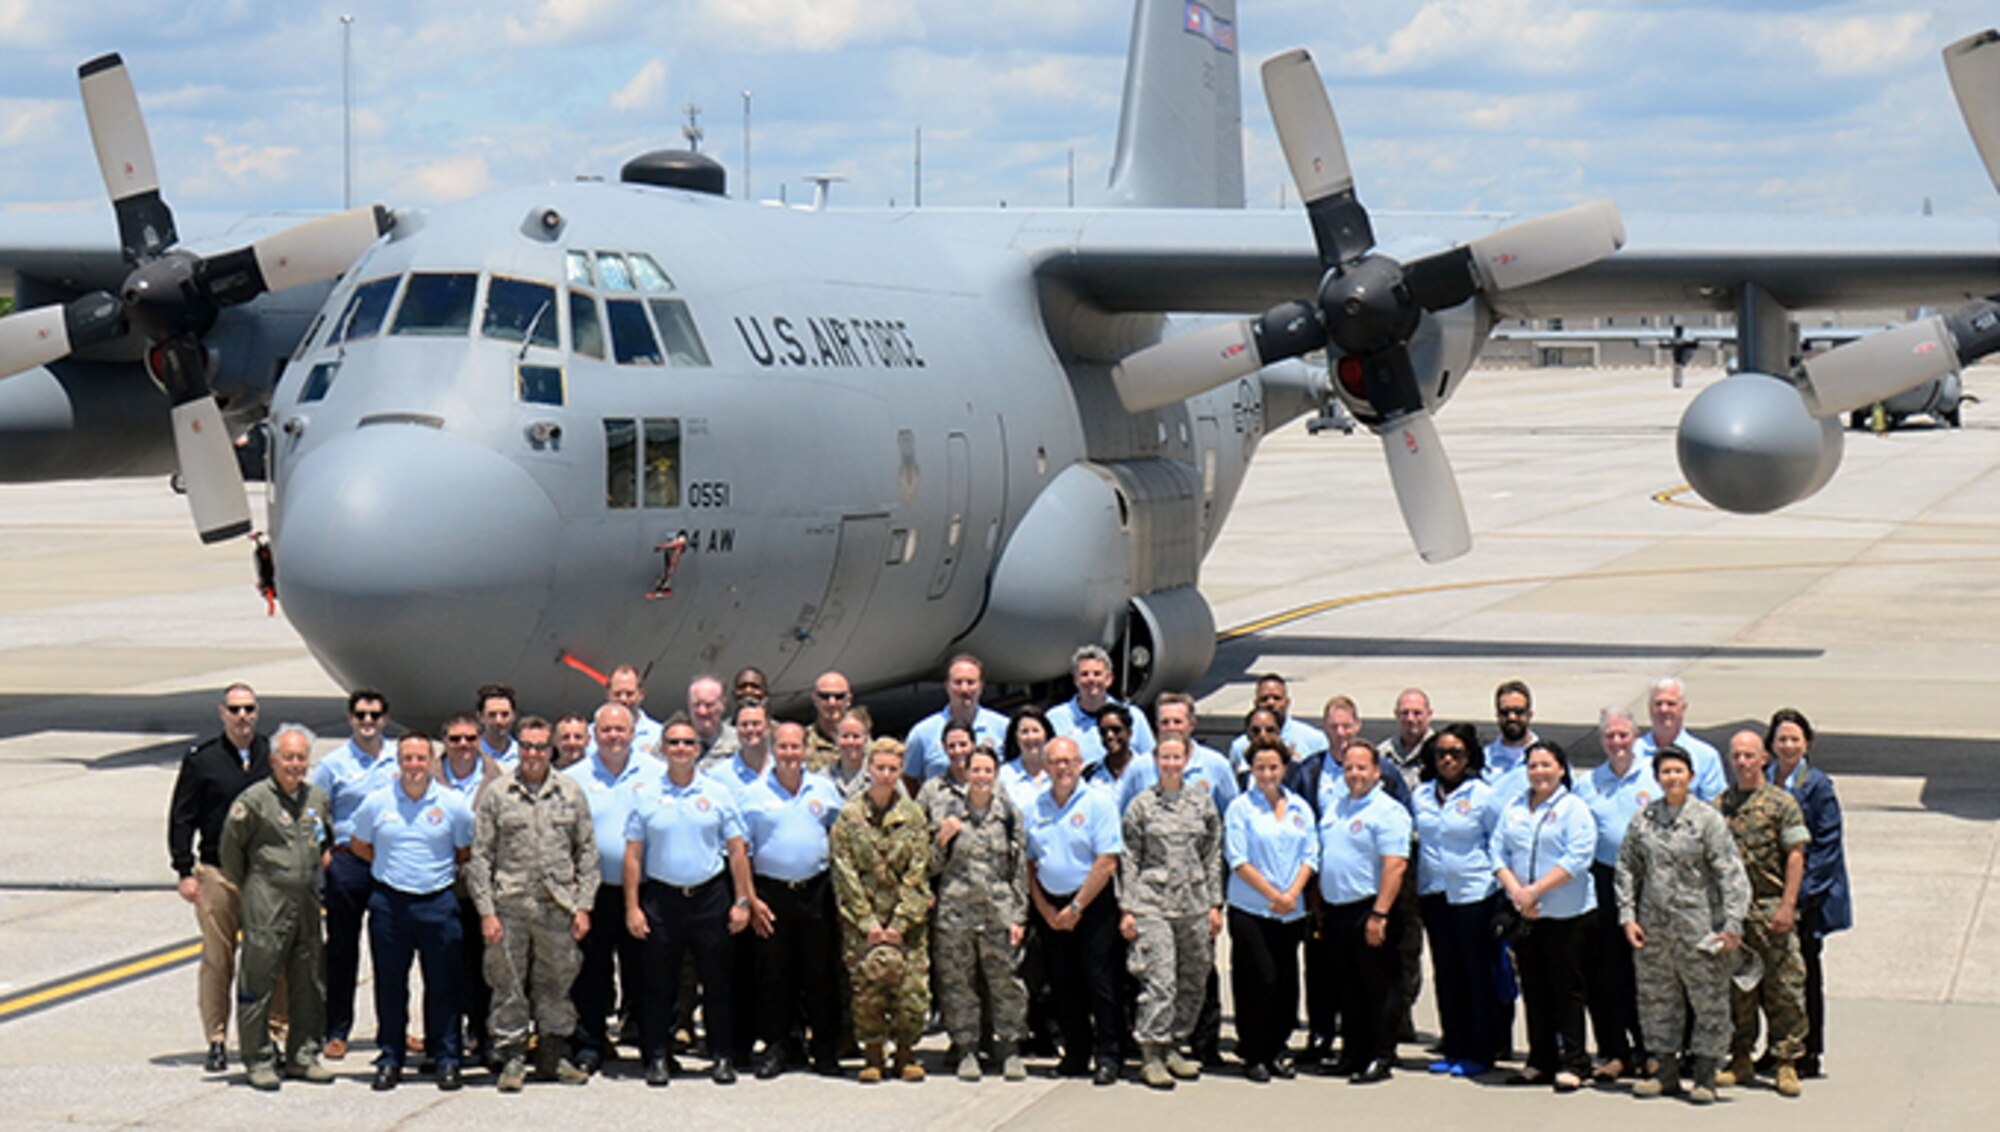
734,897,751,909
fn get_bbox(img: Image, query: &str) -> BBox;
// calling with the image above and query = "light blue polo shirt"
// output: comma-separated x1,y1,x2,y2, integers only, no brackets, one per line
353,780,474,895
1484,762,1530,810
586,710,664,761
565,749,663,884
706,751,772,805
1484,734,1536,780
1027,784,1124,896
1048,697,1155,770
1318,785,1413,905
902,706,1010,781
1579,756,1657,867
1635,730,1727,802
436,753,491,797
482,736,520,770
740,771,842,882
1229,716,1329,773
310,738,399,846
1489,787,1598,919
625,773,745,887
1414,777,1500,904
999,760,1047,815
1224,788,1317,922
1117,741,1240,815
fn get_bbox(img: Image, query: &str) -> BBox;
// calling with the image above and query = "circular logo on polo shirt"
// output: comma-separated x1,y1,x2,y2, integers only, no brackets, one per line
1069,812,1086,829
1348,818,1364,835
808,799,825,816
1454,798,1473,815
425,807,444,825
695,797,712,813
1637,791,1652,807
1291,812,1306,830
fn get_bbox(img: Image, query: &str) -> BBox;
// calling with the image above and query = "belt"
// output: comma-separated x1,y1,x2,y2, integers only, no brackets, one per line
758,872,827,892
645,874,724,899
332,844,357,857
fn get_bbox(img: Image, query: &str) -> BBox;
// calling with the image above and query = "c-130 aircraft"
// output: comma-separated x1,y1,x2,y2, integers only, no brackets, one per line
0,0,1997,722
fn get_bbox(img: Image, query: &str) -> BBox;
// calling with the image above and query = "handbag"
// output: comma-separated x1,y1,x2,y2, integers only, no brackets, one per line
1491,792,1561,944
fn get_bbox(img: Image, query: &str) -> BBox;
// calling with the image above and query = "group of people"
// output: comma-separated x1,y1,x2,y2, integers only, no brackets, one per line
167,651,1850,1105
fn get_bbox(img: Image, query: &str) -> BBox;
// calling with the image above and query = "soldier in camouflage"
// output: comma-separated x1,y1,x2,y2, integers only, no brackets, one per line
466,716,599,1091
833,740,933,1082
1616,745,1751,1104
931,746,1030,1082
1118,737,1223,1089
1716,730,1810,1097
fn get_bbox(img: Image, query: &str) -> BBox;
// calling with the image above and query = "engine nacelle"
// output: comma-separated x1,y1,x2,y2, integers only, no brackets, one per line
1676,372,1843,513
1116,586,1216,705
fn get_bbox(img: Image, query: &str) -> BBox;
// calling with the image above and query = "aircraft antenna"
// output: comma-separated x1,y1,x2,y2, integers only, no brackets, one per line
914,126,922,208
682,103,704,153
340,14,354,209
741,90,752,201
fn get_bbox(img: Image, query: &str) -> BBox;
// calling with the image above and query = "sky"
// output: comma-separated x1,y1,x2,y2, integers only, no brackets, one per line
0,0,1994,222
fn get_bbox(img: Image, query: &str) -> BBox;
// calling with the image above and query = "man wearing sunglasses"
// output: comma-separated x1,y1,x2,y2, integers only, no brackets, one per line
168,682,277,1073
805,671,852,773
309,689,399,1060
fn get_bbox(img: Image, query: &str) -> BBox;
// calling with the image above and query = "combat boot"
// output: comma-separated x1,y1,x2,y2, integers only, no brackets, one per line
894,1044,926,1082
859,1043,886,1084
246,1063,281,1091
1165,1046,1203,1081
997,1042,1026,1082
284,1058,336,1083
1775,1061,1803,1097
541,1036,589,1084
1632,1054,1681,1098
1686,1056,1718,1105
957,1051,982,1082
496,1056,528,1092
1140,1044,1175,1090
1715,1052,1754,1087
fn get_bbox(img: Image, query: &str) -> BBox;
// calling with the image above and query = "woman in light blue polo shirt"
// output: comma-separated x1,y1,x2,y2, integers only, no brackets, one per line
1222,735,1316,1082
1413,722,1502,1079
1491,739,1598,1092
1317,740,1412,1085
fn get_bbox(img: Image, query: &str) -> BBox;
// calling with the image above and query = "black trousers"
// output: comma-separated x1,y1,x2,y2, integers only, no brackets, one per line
572,881,643,1057
1303,913,1337,1043
454,894,491,1052
636,876,735,1063
367,886,461,1069
1516,910,1592,1076
1324,897,1400,1065
1421,892,1501,1065
1799,897,1827,1060
1228,907,1304,1067
322,848,374,1042
1585,862,1646,1064
751,872,840,1061
1036,889,1123,1067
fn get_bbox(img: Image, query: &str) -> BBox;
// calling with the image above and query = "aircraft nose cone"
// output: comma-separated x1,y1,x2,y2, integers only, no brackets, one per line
274,425,561,719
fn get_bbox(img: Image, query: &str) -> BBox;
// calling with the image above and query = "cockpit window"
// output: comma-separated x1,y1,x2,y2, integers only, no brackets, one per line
569,290,605,360
606,298,663,365
391,272,478,336
566,251,596,289
596,252,633,292
299,361,340,403
629,253,674,292
483,276,559,349
335,276,401,343
648,298,710,367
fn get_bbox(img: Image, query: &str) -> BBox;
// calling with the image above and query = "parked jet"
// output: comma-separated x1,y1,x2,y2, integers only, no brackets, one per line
0,2,1997,720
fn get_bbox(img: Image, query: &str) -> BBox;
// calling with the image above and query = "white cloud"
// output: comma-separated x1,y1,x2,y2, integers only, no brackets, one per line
504,0,627,46
1770,13,1933,78
693,0,923,52
611,58,668,113
402,154,494,203
1339,0,1602,77
204,135,300,184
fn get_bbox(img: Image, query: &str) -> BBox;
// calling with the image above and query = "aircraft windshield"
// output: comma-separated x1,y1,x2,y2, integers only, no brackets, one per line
569,291,605,360
392,273,478,336
483,277,559,348
629,253,674,292
566,251,596,289
606,299,663,365
596,253,634,291
335,277,401,343
649,298,710,367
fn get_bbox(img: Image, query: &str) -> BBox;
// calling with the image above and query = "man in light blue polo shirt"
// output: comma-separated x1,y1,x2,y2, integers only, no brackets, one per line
476,684,521,769
1484,680,1539,805
1026,737,1125,1084
1227,674,1327,772
709,700,774,805
608,665,664,757
902,654,1010,788
1049,645,1155,771
739,723,844,1078
1635,677,1727,802
352,732,477,1091
1117,693,1239,815
1578,706,1654,1077
309,688,399,1060
623,717,756,1087
563,702,660,1073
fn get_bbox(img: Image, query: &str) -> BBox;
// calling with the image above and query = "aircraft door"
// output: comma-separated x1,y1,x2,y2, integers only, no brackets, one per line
927,432,971,600
1196,415,1221,540
774,513,891,683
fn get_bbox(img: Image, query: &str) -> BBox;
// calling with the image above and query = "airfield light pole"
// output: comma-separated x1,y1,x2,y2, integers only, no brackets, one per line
341,14,354,209
914,126,922,209
1067,146,1075,207
742,90,752,201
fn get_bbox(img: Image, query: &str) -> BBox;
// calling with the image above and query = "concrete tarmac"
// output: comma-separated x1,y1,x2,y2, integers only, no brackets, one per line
1,363,1997,1129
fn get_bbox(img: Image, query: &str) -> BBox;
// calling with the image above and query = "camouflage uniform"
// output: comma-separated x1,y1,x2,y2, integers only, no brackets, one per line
1615,798,1751,1061
1721,783,1810,1061
930,789,1030,1050
219,777,331,1076
805,726,841,774
465,768,599,1064
1120,784,1222,1045
831,792,933,1045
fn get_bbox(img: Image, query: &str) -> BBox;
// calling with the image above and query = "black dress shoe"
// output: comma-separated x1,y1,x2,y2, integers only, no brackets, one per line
1301,1036,1331,1066
1271,1057,1297,1080
646,1056,672,1087
1327,1058,1361,1078
1350,1058,1393,1084
1055,1057,1092,1078
711,1057,738,1085
372,1063,401,1091
203,1041,228,1072
1796,1055,1821,1079
1092,1061,1119,1086
811,1052,842,1077
1244,1061,1272,1083
753,1053,785,1080
437,1063,463,1091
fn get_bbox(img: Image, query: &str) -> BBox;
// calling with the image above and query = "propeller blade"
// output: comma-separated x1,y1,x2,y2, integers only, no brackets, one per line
1945,29,2000,195
170,395,253,544
1403,200,1625,313
1111,320,1261,413
78,53,177,263
202,206,394,306
1262,49,1374,264
1377,409,1472,564
0,292,126,381
1797,298,2000,417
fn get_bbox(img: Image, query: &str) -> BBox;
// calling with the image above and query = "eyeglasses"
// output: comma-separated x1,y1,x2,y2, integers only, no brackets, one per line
225,704,258,715
1435,746,1468,760
1100,724,1128,735
351,710,382,721
446,734,480,744
1497,707,1529,717
520,741,552,752
663,737,699,747
814,690,850,701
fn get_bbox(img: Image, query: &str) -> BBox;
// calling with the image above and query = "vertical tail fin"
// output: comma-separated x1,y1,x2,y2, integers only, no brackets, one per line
1102,0,1246,209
